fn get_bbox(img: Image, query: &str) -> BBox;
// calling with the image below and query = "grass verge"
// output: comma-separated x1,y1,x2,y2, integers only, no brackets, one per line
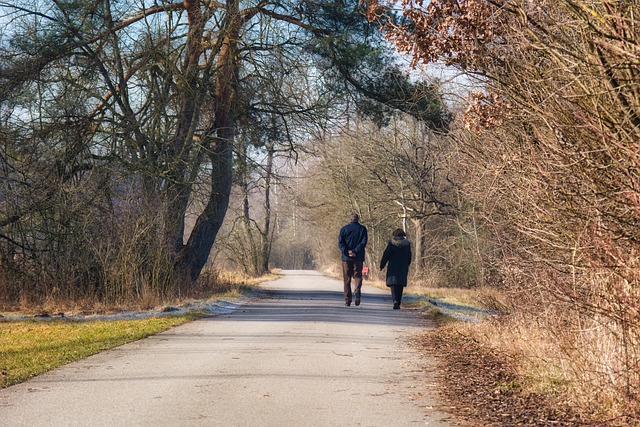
0,312,201,388
0,270,276,389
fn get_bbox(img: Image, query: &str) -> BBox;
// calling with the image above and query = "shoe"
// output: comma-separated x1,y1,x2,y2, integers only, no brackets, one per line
345,301,351,306
355,297,360,306
393,303,400,310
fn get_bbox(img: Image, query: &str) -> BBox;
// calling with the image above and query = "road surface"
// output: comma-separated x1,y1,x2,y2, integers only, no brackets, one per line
0,270,455,426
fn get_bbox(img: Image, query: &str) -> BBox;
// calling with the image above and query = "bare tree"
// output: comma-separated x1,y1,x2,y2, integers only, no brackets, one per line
365,0,640,417
300,115,474,286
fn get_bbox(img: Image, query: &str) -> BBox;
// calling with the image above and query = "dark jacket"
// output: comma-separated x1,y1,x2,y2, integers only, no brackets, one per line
379,237,412,286
338,221,368,262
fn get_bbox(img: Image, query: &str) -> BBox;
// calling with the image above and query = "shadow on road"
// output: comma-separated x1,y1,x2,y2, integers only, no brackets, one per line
212,289,426,327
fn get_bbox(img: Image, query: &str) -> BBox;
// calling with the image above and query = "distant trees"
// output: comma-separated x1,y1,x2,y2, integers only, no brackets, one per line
211,1,452,276
219,49,325,276
299,113,484,286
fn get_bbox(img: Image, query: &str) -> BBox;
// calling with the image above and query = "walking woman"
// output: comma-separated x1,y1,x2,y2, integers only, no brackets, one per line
379,228,412,309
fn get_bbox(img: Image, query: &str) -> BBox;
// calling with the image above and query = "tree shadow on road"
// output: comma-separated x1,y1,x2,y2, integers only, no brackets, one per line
211,289,428,327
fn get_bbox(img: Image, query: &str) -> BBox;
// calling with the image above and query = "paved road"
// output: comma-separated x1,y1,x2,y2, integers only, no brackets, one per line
0,270,454,426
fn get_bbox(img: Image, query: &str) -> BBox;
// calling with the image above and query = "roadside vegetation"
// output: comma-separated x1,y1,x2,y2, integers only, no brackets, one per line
0,270,272,389
0,268,267,315
307,2,638,424
0,314,199,388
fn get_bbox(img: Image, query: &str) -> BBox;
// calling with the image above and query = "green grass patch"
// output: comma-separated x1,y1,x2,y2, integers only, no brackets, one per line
0,313,200,388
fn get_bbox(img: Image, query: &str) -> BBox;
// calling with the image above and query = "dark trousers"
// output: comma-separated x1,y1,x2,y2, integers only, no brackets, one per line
342,260,363,303
390,285,404,306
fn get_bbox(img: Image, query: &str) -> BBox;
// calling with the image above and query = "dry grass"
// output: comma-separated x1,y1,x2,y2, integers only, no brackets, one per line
411,282,510,312
214,269,280,288
0,268,275,317
420,325,586,426
452,311,640,425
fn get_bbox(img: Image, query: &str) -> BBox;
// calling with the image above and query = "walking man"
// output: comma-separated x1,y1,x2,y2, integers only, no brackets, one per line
338,213,368,306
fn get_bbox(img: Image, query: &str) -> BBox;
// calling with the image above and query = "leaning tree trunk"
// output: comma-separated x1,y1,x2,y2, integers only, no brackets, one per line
179,0,240,282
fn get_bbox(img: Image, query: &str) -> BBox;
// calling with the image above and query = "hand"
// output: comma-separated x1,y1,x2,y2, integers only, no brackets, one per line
348,250,356,258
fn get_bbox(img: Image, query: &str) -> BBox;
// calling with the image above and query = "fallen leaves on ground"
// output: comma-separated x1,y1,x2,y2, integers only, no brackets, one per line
415,327,637,426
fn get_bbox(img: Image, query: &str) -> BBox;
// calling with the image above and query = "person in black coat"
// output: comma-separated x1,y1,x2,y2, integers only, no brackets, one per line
338,213,368,306
379,228,412,310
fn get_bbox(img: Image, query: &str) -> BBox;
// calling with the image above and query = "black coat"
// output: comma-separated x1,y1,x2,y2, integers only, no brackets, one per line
338,221,368,262
379,237,412,286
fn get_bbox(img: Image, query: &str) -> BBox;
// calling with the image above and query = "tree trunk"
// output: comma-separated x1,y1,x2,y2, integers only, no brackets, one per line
240,139,259,276
181,136,233,281
412,217,426,277
165,0,205,254
260,139,275,274
179,0,240,282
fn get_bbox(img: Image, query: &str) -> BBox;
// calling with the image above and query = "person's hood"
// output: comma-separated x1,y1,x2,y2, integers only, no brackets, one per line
391,237,410,247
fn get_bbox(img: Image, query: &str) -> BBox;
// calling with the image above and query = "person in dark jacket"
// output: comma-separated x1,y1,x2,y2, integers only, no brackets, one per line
338,213,368,306
379,228,412,309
